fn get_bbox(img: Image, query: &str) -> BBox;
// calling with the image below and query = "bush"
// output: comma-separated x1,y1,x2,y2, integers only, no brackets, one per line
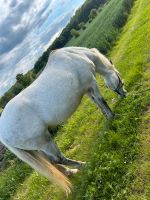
89,8,97,20
70,29,80,38
78,22,86,30
0,92,14,108
13,83,24,95
88,18,93,23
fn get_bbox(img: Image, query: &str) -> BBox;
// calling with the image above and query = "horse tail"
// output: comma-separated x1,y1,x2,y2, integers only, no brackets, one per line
5,145,72,195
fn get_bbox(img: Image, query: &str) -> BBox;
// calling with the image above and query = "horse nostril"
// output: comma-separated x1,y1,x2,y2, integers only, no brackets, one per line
120,93,126,98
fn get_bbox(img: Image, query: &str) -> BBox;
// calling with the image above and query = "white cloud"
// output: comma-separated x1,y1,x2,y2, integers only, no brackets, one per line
0,0,85,97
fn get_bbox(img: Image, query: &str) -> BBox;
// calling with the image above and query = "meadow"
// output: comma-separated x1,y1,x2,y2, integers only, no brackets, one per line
0,0,150,199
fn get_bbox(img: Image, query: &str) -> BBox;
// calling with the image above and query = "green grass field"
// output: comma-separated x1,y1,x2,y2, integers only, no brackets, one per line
66,0,133,53
0,0,150,199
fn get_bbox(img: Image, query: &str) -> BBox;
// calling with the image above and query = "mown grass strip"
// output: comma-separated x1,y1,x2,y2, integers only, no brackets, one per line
128,40,150,199
129,100,150,199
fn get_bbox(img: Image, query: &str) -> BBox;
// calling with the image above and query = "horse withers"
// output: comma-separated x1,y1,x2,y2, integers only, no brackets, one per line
0,47,126,194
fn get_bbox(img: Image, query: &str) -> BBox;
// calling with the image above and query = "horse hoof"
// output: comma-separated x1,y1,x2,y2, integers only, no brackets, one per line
81,161,86,166
111,113,115,120
72,161,86,169
78,161,86,168
66,168,79,177
107,113,115,120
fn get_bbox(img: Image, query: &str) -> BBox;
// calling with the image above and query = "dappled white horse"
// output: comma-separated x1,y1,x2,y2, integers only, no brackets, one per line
0,47,126,193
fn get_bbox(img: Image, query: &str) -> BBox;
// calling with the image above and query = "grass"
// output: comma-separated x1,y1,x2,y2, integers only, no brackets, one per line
0,160,31,200
1,0,150,199
66,0,134,54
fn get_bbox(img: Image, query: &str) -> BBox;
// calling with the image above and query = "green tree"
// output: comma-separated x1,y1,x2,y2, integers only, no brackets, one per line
33,57,47,74
13,83,24,95
16,73,24,83
0,92,14,107
16,73,32,87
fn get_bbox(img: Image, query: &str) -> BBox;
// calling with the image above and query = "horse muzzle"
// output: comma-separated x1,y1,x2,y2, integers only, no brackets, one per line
116,89,127,99
119,93,126,99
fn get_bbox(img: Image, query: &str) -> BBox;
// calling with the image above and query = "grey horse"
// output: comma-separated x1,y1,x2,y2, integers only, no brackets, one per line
0,47,126,193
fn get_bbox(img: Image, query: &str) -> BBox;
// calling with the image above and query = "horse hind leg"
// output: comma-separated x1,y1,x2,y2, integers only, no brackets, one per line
38,150,79,176
40,132,86,169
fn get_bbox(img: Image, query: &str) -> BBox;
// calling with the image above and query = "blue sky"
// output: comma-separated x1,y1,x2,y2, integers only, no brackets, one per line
0,0,85,96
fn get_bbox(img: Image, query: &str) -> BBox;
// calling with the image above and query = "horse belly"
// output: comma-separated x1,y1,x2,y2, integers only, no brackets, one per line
56,95,82,122
41,93,83,126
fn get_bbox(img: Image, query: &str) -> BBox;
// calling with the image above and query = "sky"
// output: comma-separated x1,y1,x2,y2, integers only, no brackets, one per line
0,0,85,97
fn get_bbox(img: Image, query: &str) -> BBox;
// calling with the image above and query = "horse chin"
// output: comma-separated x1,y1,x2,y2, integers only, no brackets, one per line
119,94,126,99
118,89,126,99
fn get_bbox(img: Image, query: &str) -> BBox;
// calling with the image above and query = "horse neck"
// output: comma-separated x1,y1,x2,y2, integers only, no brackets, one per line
95,59,115,80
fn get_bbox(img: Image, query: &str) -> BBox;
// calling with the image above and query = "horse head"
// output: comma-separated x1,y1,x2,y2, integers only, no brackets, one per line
105,61,126,98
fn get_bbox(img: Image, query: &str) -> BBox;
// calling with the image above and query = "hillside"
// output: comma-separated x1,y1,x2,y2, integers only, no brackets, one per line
0,0,150,199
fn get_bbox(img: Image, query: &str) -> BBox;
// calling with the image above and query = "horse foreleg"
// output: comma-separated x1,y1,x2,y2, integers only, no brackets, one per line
87,79,115,119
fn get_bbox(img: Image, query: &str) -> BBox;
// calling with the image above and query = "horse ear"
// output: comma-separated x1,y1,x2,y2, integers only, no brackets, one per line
109,59,113,64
